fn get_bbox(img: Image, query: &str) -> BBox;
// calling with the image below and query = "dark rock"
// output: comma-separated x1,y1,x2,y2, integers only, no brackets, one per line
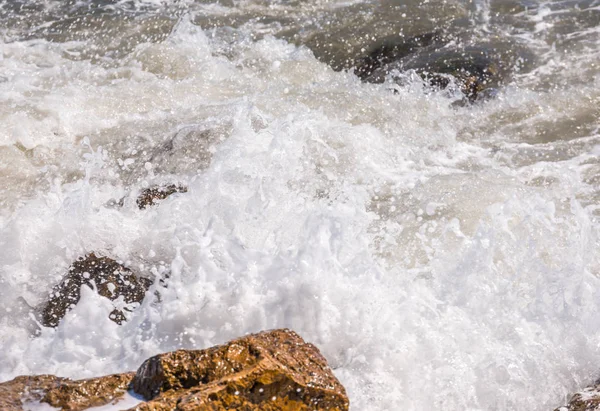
136,184,187,210
398,46,502,101
354,31,448,81
0,373,134,411
40,253,153,328
355,34,529,101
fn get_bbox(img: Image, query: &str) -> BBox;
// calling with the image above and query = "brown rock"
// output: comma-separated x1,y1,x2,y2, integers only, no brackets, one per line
43,372,135,410
0,375,56,410
0,329,348,411
40,253,153,327
555,384,600,411
130,328,349,411
0,373,134,411
137,184,187,209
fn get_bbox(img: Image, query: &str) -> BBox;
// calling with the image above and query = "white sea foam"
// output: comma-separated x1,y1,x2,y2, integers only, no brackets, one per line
22,401,59,411
1,2,600,410
86,391,145,410
21,390,143,411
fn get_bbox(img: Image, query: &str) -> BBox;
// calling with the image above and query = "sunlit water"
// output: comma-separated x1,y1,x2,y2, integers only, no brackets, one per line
1,0,600,410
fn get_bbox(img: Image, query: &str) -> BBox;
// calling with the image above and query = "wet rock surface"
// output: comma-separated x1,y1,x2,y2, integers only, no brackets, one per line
0,329,348,411
402,45,502,101
136,184,188,209
40,254,153,328
131,328,349,410
0,373,134,411
191,0,468,72
355,33,531,101
354,31,449,81
555,384,600,411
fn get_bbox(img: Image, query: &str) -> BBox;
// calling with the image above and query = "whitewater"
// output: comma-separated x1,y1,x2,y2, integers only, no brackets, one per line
1,0,600,409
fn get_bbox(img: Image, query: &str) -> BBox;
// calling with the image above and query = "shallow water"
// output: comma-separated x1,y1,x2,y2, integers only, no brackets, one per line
1,0,600,410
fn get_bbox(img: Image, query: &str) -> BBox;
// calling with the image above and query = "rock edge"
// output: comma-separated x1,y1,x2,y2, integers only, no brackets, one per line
0,328,349,411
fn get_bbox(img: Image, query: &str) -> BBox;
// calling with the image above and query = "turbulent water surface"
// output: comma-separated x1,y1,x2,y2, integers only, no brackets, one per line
1,0,600,409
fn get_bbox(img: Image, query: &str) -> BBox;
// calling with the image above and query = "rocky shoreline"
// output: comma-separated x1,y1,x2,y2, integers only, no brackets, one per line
0,329,349,411
0,0,599,406
2,328,597,410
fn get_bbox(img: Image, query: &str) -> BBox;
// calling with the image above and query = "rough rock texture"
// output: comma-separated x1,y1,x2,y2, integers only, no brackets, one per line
137,184,187,209
0,373,134,411
131,328,349,410
40,253,153,327
555,384,600,411
0,329,348,411
42,373,135,410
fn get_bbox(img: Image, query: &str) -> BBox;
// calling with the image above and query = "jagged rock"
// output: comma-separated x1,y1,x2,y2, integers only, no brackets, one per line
137,184,187,209
555,384,600,411
0,373,134,411
131,328,349,410
0,329,348,411
40,253,153,327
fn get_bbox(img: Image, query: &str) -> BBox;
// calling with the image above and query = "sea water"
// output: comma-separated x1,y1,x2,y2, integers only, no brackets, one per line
1,0,600,409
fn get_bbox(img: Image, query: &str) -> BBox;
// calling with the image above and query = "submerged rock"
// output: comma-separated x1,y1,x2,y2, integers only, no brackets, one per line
555,384,600,411
136,184,187,209
402,46,502,101
355,32,529,101
104,183,188,210
0,373,134,411
0,329,349,411
40,253,153,327
147,124,231,177
354,31,448,81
